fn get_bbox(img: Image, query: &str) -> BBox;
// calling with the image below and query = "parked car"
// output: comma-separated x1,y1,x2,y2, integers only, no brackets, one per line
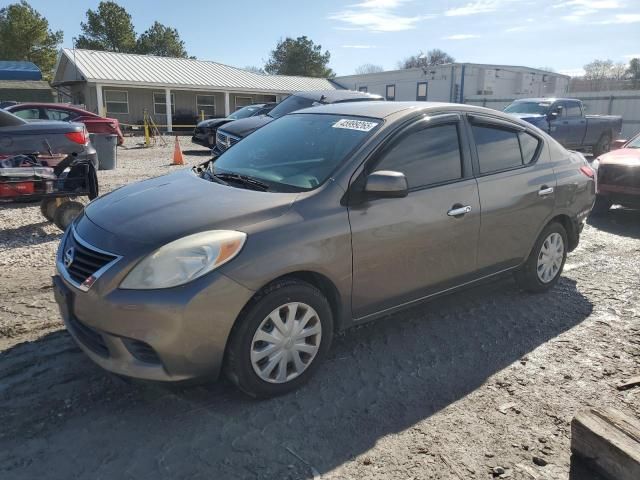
192,103,276,148
212,90,384,155
0,108,97,168
504,98,622,157
591,130,640,213
5,102,124,146
53,101,595,398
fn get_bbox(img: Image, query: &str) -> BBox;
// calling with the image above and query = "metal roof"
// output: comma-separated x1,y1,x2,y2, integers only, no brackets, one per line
0,61,42,81
54,49,337,93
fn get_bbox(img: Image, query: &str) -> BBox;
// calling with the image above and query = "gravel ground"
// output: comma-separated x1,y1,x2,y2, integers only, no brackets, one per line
1,137,639,480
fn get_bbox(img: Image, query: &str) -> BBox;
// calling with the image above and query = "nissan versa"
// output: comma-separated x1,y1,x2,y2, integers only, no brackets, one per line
54,102,595,398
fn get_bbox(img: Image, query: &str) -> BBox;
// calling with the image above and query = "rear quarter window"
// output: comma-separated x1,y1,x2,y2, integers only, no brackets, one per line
518,132,541,164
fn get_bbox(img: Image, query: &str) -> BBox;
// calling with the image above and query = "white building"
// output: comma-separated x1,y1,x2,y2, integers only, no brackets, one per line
334,63,570,104
52,49,337,131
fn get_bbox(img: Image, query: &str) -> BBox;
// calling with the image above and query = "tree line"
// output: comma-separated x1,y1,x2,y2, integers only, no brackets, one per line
583,58,640,86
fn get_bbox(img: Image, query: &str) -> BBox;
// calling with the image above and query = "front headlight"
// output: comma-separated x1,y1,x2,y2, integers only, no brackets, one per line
120,230,246,290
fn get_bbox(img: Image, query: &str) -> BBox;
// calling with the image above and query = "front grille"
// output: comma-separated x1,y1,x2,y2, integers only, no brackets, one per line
215,130,240,153
599,165,639,189
123,338,162,365
62,230,118,286
68,316,109,358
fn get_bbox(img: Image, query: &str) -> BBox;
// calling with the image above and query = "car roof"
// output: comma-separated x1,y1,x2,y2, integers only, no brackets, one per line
293,89,383,103
7,102,97,115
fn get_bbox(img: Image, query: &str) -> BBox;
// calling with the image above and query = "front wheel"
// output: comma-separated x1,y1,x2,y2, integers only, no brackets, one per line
225,279,333,398
515,222,568,293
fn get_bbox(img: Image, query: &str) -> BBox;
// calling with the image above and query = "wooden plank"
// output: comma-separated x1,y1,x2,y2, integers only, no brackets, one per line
571,408,640,480
617,376,640,391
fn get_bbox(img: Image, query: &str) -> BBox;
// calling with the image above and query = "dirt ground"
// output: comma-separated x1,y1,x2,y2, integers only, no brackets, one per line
1,137,639,480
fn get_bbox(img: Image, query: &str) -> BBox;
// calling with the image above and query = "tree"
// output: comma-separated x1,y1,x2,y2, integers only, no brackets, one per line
627,58,640,87
399,49,454,69
244,65,265,74
583,59,613,80
610,62,627,80
0,1,62,79
265,36,334,77
136,21,188,57
355,63,384,75
76,1,136,52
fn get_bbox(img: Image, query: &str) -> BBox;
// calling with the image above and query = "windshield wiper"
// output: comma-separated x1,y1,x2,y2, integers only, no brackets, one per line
214,172,270,191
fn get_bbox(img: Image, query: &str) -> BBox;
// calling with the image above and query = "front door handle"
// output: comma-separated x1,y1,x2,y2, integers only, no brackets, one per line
538,186,554,196
447,205,472,217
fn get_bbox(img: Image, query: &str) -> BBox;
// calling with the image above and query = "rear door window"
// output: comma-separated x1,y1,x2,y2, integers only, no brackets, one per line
565,101,582,118
376,123,463,188
45,109,74,121
472,125,523,174
13,108,41,120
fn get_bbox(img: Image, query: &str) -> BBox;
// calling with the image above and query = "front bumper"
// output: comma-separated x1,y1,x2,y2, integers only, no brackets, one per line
53,230,255,382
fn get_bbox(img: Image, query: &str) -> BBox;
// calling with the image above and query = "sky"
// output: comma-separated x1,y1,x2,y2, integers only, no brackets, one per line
19,0,640,77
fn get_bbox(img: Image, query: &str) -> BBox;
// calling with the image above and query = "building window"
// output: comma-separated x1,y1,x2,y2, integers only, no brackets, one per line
416,82,428,101
196,95,216,118
104,90,128,114
153,92,175,116
386,84,395,101
358,86,368,93
235,96,253,110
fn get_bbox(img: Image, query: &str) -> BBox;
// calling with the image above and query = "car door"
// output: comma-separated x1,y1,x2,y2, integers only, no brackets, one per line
548,101,569,145
563,100,586,147
10,107,42,121
348,114,480,319
467,115,556,272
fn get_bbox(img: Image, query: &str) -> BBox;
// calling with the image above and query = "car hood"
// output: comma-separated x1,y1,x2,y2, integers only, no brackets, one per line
598,148,640,167
218,115,273,138
84,169,299,246
196,118,229,129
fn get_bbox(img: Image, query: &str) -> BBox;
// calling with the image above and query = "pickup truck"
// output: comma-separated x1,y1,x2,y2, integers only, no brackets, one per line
504,98,622,157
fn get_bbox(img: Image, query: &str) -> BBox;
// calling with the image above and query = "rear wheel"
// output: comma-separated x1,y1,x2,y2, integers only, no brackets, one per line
515,222,567,293
593,133,611,158
225,279,333,398
40,197,69,222
53,200,84,231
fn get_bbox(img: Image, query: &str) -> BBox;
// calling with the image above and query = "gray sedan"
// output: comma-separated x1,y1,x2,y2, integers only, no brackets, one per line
53,102,595,397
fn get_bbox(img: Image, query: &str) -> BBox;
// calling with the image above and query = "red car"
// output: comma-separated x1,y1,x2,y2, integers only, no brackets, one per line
592,130,640,213
4,103,124,145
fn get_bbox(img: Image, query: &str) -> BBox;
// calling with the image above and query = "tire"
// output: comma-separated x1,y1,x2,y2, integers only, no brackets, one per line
53,200,84,231
225,279,333,398
591,195,611,216
40,197,69,222
593,133,611,158
515,222,568,293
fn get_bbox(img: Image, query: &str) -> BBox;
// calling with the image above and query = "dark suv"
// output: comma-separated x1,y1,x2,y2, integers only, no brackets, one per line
191,103,276,148
212,90,383,155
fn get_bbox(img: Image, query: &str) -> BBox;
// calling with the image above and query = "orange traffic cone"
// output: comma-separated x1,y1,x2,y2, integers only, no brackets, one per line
172,135,185,165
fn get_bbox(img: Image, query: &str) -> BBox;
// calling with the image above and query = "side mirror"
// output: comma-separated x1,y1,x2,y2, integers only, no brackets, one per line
611,139,627,150
364,170,408,198
547,105,562,122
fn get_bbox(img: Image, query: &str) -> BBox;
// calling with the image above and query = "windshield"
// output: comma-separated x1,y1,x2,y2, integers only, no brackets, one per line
267,95,319,119
210,113,381,192
626,133,640,148
228,105,263,120
504,102,551,115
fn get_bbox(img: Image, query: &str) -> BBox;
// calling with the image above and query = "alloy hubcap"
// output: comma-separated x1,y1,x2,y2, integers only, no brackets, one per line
250,302,322,384
536,232,564,283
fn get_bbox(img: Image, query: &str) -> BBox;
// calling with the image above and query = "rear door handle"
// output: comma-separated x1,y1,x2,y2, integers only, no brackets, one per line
538,186,554,196
447,205,472,217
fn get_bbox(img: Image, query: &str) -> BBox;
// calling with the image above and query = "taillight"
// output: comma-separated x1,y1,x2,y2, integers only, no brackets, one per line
580,165,594,178
65,130,87,145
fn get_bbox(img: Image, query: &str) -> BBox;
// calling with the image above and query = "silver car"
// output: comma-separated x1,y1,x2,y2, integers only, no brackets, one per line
53,102,595,397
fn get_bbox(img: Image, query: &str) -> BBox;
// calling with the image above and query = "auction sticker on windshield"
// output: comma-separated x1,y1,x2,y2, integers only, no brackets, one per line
332,119,379,132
